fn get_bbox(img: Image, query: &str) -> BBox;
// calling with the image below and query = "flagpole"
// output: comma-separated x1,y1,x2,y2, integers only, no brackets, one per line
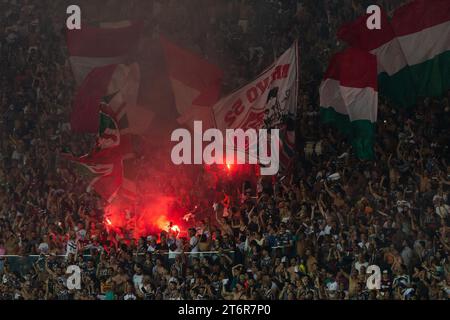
133,155,143,239
295,39,300,114
295,39,300,164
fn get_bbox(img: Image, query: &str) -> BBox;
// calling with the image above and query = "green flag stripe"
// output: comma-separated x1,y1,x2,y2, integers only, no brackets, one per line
320,107,375,160
379,50,450,107
98,112,116,136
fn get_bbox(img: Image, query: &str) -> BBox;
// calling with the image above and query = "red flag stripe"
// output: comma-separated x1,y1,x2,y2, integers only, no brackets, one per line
392,0,450,37
67,21,144,57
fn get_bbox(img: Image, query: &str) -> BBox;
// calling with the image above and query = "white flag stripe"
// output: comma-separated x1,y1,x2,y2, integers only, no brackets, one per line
370,39,407,75
320,79,377,122
340,86,378,123
107,63,141,113
69,56,126,85
396,20,450,67
319,79,348,115
371,20,450,75
170,78,201,116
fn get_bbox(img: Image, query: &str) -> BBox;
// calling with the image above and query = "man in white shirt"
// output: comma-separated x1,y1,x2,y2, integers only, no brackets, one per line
354,254,369,274
433,196,449,219
38,235,49,254
132,265,144,290
65,236,78,257
188,228,199,253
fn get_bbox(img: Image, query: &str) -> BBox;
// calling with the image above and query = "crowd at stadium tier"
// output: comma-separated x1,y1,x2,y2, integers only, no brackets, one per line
0,0,449,300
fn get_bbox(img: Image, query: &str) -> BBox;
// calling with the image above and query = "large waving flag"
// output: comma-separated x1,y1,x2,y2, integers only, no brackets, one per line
160,36,223,130
68,26,179,139
70,63,153,134
66,21,143,85
70,64,117,133
390,0,450,99
320,48,378,160
337,8,416,107
213,42,298,170
338,0,450,107
64,109,136,203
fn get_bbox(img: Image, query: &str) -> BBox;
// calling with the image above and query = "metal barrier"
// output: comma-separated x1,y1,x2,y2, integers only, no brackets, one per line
0,251,237,275
0,255,75,275
0,244,293,276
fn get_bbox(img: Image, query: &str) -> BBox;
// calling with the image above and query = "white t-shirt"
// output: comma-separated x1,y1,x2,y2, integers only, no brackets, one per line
65,240,77,256
358,241,370,250
76,229,87,241
326,280,338,292
133,274,143,288
38,242,49,254
189,236,199,252
435,204,449,219
169,247,182,259
318,225,332,237
396,200,411,213
123,293,136,300
401,247,414,267
354,261,369,273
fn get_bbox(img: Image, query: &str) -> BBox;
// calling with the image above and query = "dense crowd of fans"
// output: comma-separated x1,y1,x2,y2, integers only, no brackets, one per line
0,0,449,300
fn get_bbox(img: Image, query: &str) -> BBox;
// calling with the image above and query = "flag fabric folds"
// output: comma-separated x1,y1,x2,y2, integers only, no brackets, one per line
160,36,224,130
66,21,143,85
70,64,117,133
338,0,450,107
391,0,450,99
212,42,298,170
320,48,378,160
64,109,136,203
70,63,153,134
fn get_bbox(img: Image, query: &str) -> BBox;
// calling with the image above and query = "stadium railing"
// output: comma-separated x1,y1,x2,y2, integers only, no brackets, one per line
0,244,293,275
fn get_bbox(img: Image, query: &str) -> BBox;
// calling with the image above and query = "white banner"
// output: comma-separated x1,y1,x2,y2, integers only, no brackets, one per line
213,42,298,132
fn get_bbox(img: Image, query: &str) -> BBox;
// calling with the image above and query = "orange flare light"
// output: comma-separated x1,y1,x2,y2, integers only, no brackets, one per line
170,225,180,234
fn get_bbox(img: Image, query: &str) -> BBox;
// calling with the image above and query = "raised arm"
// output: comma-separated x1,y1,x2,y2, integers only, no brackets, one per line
310,204,316,221
368,182,382,200
324,181,337,199
379,175,385,189
46,190,54,211
387,153,393,169
318,197,328,220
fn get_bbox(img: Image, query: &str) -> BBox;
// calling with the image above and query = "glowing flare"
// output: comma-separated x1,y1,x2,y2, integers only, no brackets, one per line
155,216,170,231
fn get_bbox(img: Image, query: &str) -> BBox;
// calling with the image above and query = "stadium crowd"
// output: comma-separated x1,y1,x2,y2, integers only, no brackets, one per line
0,0,449,300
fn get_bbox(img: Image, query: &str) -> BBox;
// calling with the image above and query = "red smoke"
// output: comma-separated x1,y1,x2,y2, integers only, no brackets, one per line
102,141,260,240
104,194,189,239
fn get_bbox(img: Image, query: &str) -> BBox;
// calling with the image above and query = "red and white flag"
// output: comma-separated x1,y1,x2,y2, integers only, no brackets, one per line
160,36,223,130
212,42,298,167
66,21,143,85
320,48,378,160
70,63,153,134
338,0,450,106
63,112,137,203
